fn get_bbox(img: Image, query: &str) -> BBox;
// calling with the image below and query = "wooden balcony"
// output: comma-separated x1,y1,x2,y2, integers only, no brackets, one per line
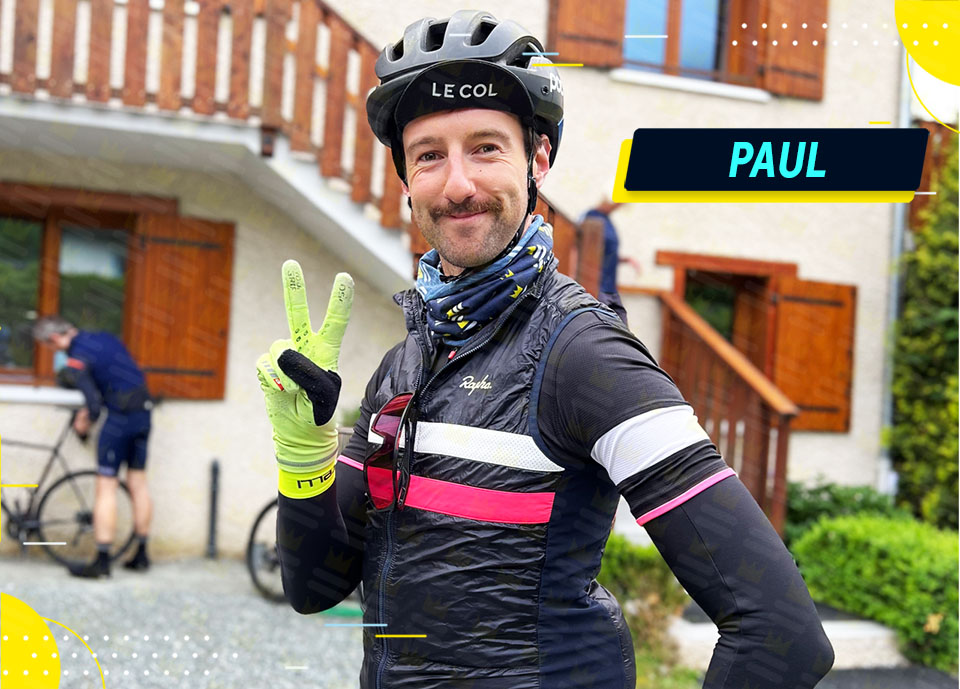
659,291,798,536
0,0,596,287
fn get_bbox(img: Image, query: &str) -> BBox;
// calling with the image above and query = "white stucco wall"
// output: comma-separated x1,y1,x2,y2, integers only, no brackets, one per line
0,149,408,558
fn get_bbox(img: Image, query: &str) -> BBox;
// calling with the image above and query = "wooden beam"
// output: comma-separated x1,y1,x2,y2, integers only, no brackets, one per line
656,250,799,277
0,183,178,215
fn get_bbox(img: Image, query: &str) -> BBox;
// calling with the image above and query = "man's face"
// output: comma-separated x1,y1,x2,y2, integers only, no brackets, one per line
401,109,541,274
48,333,70,350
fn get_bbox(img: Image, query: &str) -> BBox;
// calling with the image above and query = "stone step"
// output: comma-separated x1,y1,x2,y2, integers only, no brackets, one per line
668,605,909,671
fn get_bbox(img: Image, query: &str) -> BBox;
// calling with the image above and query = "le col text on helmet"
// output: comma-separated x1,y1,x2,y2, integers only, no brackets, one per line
432,82,499,99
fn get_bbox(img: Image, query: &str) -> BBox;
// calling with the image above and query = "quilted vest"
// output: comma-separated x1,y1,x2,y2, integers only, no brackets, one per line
357,260,637,689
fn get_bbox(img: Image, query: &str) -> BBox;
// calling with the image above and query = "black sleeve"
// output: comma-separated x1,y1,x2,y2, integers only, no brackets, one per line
276,342,402,614
537,310,728,518
646,476,835,688
61,358,103,422
537,310,688,459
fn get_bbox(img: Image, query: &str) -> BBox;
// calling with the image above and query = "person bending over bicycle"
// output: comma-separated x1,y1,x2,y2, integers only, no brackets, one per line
33,315,154,578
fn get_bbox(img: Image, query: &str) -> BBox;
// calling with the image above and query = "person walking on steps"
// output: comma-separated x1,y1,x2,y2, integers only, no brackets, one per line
33,316,154,578
256,10,834,688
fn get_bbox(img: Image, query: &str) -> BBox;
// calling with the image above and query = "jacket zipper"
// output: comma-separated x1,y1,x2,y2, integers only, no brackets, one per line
419,284,537,404
375,298,435,689
375,282,539,688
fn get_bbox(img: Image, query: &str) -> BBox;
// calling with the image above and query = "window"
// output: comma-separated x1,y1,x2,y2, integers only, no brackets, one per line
624,0,727,79
0,184,234,400
549,0,829,99
658,250,856,432
0,217,43,370
59,226,128,337
684,270,736,340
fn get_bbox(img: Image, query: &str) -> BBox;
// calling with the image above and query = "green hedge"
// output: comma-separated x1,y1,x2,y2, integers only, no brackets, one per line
598,534,696,688
793,515,959,673
785,479,911,547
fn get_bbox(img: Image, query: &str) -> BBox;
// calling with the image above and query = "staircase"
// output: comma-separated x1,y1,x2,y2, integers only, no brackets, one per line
0,0,596,294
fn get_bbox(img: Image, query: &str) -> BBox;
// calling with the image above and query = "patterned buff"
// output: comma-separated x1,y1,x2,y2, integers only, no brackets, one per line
415,215,555,346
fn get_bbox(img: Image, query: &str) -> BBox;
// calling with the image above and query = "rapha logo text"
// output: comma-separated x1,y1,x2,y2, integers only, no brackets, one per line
459,374,493,395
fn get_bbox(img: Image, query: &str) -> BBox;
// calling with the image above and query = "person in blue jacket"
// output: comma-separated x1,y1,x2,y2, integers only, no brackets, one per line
581,190,642,327
33,315,154,578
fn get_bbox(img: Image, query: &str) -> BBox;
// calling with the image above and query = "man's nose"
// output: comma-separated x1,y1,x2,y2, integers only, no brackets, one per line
442,152,477,204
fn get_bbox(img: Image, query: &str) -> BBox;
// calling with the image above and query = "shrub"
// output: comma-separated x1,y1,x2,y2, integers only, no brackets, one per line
793,514,959,673
891,133,959,529
785,479,911,547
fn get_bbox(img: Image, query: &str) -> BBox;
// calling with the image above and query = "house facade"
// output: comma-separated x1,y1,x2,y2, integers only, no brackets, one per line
0,0,923,554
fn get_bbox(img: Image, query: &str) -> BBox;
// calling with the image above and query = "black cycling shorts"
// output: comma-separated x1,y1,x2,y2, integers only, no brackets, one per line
97,410,151,477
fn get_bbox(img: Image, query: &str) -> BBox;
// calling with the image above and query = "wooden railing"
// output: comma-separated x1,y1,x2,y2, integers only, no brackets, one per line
659,291,798,536
0,0,591,281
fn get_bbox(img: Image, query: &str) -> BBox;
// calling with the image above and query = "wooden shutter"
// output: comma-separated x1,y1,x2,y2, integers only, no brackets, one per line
125,214,234,399
770,277,855,431
547,0,625,68
763,0,828,99
724,0,764,87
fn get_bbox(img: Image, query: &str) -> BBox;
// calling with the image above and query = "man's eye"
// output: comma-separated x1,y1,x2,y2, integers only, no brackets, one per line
478,144,499,154
417,152,439,162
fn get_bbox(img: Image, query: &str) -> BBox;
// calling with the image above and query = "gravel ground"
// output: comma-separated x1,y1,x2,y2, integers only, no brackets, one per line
4,556,956,689
1,555,363,689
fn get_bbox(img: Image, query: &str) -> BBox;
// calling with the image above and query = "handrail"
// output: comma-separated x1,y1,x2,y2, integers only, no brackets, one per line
659,291,798,417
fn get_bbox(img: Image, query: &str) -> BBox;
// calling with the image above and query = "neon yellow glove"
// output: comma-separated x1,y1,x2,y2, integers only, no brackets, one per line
256,260,354,499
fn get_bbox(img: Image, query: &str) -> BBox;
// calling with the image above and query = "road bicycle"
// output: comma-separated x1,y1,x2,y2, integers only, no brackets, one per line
246,427,361,615
0,408,136,568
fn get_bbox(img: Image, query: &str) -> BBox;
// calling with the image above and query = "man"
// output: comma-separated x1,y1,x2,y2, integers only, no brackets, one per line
33,316,154,577
256,11,834,688
582,192,642,327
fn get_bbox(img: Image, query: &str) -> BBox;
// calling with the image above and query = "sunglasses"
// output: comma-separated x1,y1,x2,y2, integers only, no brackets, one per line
364,392,419,512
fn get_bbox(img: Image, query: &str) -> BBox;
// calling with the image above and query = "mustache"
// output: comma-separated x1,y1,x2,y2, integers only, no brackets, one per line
428,198,504,222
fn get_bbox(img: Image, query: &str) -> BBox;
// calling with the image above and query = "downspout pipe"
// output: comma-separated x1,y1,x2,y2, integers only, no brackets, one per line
877,50,913,495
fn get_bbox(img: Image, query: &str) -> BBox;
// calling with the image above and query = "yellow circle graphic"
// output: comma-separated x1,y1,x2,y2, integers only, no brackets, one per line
896,1,960,85
0,593,61,688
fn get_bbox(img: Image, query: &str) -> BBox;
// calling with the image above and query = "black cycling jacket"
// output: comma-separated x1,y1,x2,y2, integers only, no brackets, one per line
277,253,834,688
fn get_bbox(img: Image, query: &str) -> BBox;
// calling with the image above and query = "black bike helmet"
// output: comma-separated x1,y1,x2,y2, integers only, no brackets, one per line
366,10,564,209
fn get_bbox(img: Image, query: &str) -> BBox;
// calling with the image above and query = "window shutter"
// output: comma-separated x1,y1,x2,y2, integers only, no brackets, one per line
547,0,625,68
125,214,234,399
771,276,855,431
762,0,828,99
724,0,764,87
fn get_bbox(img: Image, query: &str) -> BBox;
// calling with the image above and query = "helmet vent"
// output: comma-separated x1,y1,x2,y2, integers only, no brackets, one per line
390,39,404,60
425,22,447,51
469,20,497,46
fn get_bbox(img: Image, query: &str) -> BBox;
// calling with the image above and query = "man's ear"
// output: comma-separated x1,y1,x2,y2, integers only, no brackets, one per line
401,179,410,196
532,134,551,189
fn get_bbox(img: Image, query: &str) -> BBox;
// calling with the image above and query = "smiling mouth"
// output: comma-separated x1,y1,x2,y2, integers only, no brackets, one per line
446,211,487,221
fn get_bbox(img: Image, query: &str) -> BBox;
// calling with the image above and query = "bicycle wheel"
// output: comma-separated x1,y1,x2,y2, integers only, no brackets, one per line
247,499,286,603
36,470,136,568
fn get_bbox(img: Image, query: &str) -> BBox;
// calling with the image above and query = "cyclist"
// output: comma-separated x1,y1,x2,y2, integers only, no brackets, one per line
257,11,834,688
33,316,153,577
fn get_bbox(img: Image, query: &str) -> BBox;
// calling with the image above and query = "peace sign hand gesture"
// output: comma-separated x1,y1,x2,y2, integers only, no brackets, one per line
256,260,354,497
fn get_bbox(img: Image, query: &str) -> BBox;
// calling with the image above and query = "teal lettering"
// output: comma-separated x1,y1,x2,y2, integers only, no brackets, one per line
729,142,754,177
779,141,806,178
749,141,774,177
806,141,825,177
